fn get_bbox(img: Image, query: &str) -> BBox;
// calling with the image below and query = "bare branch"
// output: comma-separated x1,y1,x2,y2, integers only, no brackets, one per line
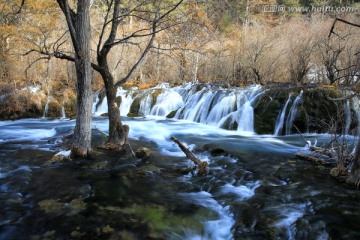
329,18,360,38
115,22,157,87
56,0,79,52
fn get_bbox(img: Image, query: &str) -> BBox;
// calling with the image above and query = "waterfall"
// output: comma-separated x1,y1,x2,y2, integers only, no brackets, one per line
352,96,360,135
93,88,136,117
150,89,184,117
116,87,135,116
92,92,99,115
139,93,153,116
274,93,293,136
238,101,254,132
60,106,66,119
344,100,351,135
42,99,49,118
129,83,264,132
206,93,236,125
94,95,108,116
285,91,303,135
171,84,263,133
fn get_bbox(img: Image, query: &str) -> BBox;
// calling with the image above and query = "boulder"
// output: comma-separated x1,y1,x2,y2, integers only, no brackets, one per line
135,147,152,160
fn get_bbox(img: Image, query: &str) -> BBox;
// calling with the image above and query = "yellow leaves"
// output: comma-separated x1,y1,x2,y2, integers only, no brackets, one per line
0,25,16,36
25,0,58,12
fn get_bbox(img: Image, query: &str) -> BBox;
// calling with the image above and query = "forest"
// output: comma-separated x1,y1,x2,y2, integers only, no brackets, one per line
0,0,360,239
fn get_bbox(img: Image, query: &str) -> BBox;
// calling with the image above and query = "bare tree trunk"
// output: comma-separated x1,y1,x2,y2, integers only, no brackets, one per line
56,0,93,158
99,65,129,149
347,140,360,187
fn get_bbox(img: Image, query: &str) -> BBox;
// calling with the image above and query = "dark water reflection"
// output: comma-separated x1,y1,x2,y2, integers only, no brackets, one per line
0,118,359,239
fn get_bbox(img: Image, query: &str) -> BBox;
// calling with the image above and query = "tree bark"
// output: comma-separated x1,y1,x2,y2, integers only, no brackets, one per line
56,0,92,158
347,140,360,187
99,66,129,149
71,0,93,157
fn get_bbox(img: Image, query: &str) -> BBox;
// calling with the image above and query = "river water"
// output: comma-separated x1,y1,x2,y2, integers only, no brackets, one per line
0,116,359,239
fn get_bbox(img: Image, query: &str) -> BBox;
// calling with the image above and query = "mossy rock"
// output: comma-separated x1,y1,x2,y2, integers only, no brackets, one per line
127,112,141,117
300,87,344,133
151,89,163,103
252,86,349,135
218,115,238,130
129,96,143,115
254,96,278,134
166,109,178,118
253,88,296,134
128,89,164,116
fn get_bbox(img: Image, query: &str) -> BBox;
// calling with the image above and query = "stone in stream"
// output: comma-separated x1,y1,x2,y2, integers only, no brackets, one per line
45,150,71,165
135,147,152,160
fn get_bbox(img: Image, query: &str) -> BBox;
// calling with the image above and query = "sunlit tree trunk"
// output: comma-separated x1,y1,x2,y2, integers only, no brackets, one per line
347,140,360,186
57,0,92,157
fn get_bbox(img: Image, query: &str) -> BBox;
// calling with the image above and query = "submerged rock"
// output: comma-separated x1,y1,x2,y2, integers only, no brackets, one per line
135,147,152,160
45,150,71,165
253,85,350,135
166,109,178,118
38,198,86,216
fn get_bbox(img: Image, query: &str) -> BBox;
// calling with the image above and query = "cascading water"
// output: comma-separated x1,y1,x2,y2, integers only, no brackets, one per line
92,84,358,135
344,100,351,135
171,84,263,133
179,90,218,123
42,99,50,118
116,87,135,116
60,106,66,119
285,91,303,135
150,89,184,117
352,96,360,135
138,93,153,116
94,95,108,116
206,93,236,126
92,84,264,133
274,93,293,136
214,86,263,133
93,88,137,116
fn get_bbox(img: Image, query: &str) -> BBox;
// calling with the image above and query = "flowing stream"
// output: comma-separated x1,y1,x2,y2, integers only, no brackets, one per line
1,116,360,239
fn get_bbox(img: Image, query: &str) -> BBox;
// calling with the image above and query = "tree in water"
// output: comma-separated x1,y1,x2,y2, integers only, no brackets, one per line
56,0,93,157
95,0,183,149
17,0,93,157
328,18,360,187
24,0,184,150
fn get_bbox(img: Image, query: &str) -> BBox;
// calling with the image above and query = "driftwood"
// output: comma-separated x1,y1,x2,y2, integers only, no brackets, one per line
93,127,109,137
170,137,208,176
295,152,337,167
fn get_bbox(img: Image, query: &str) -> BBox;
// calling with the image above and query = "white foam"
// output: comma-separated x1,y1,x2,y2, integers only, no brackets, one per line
220,181,261,201
55,150,71,157
0,128,56,142
179,191,235,240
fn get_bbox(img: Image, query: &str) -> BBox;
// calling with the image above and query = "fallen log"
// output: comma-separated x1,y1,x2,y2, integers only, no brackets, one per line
170,137,208,176
295,151,337,167
93,127,109,137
